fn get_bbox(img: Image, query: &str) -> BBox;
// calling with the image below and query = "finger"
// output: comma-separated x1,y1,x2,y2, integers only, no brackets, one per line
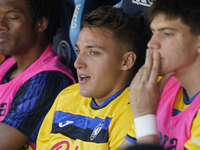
131,65,145,87
141,49,153,81
149,51,161,83
158,72,175,93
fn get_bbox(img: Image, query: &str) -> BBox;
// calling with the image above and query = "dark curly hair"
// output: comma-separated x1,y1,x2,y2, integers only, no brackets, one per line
25,0,60,44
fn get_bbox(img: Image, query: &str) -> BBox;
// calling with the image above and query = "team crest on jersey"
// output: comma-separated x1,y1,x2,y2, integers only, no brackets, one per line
90,120,104,141
132,0,153,7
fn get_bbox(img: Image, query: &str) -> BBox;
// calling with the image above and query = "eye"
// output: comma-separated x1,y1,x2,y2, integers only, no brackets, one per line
90,51,100,56
9,17,18,20
75,49,80,55
8,15,19,20
164,32,172,37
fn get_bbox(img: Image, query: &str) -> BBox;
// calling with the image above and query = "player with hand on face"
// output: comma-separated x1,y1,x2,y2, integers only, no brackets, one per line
119,0,200,149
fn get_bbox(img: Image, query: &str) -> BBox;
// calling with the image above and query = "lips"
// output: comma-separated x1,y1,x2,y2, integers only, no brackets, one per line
0,34,9,43
78,74,91,84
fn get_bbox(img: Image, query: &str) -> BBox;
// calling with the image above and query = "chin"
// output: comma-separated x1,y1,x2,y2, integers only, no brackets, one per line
79,90,92,98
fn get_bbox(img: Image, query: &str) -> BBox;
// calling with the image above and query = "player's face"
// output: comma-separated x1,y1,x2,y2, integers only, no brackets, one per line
74,27,125,105
148,14,200,76
0,0,37,56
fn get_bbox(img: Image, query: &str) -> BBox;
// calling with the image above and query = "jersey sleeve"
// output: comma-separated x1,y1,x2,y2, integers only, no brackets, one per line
108,102,136,149
184,110,200,149
2,71,72,142
124,120,137,144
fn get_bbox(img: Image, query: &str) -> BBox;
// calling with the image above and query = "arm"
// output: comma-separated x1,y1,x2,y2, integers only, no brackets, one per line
0,123,28,150
0,71,71,150
119,138,135,150
129,49,174,144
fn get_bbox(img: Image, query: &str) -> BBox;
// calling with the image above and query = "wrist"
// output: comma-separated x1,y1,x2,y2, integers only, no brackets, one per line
134,114,158,139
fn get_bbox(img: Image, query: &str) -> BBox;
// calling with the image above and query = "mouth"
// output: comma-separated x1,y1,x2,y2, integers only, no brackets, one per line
0,37,9,43
78,74,91,84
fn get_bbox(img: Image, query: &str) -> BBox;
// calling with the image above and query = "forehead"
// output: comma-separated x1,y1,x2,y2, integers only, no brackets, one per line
0,0,28,13
150,14,185,30
76,27,116,48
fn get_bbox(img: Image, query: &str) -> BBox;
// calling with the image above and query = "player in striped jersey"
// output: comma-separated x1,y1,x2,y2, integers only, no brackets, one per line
0,0,75,149
36,5,151,150
119,0,200,149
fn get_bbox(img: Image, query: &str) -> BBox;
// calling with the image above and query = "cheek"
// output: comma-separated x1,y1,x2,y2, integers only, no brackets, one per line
167,40,183,56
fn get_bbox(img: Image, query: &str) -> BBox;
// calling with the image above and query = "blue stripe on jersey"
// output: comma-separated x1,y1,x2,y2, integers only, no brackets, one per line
52,111,112,130
173,88,200,116
173,109,182,116
91,84,129,110
125,134,137,144
182,88,200,104
51,111,112,143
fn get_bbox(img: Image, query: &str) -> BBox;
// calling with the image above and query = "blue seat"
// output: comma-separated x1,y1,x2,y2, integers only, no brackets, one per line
69,0,122,56
121,0,152,26
52,0,121,81
69,0,96,57
52,0,78,81
114,0,124,8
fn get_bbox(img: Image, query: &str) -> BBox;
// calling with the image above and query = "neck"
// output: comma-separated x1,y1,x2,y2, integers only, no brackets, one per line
93,74,132,106
11,40,49,78
173,54,200,99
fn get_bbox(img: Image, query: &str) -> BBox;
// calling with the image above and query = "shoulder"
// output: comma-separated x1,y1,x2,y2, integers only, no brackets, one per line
59,83,80,96
56,83,80,99
185,109,200,148
17,71,73,99
109,87,132,116
26,71,72,85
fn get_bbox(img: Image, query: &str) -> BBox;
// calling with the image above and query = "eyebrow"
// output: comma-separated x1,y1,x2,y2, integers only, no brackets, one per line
151,27,178,32
6,9,21,14
75,43,105,50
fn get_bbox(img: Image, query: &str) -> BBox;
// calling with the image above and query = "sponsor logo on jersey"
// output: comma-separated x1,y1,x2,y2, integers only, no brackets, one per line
132,0,153,7
58,121,74,128
90,120,104,141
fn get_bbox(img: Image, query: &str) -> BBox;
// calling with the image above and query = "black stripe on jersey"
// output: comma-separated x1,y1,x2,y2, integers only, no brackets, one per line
51,123,109,143
127,134,137,142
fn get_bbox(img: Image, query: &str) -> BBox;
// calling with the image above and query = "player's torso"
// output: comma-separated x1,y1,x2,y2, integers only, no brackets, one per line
48,85,131,150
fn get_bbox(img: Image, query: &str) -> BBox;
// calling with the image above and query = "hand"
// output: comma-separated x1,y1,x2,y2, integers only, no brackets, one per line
130,49,174,118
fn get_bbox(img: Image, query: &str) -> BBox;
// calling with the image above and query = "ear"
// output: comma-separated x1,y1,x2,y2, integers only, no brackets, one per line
35,17,49,33
121,51,136,71
197,35,200,54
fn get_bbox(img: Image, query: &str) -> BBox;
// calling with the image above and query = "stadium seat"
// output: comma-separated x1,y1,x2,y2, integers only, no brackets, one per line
69,0,122,56
52,0,78,81
121,0,152,26
113,0,123,8
52,0,121,81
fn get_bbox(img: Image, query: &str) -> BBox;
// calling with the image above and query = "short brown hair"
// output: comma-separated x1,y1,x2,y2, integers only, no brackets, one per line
82,5,151,75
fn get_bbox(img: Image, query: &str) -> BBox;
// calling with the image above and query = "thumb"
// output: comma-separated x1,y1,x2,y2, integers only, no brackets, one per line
158,72,175,93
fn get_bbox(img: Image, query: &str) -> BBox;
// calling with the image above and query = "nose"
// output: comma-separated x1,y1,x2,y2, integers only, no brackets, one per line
74,51,87,69
147,33,160,50
0,16,9,32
